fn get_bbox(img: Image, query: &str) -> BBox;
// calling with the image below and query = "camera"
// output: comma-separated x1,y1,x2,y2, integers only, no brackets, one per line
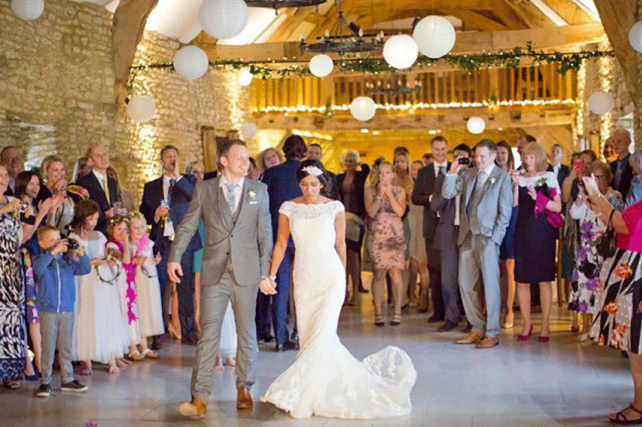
458,157,471,165
66,238,80,250
19,202,29,212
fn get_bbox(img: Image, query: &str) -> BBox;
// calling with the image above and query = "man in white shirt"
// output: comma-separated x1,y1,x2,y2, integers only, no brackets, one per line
0,146,24,196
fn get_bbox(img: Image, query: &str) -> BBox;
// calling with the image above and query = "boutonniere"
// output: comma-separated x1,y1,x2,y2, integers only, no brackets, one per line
488,176,497,185
247,189,257,201
536,177,547,188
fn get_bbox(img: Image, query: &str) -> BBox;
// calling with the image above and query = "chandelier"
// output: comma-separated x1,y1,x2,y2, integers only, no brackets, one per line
245,0,328,11
299,0,383,56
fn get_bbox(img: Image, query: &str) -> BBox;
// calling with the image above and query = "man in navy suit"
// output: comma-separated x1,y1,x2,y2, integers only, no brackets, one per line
306,143,339,200
77,144,118,235
550,144,570,189
141,145,202,346
259,135,306,351
610,129,634,198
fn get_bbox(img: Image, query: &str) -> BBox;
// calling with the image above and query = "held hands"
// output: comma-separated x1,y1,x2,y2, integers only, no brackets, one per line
167,261,183,283
259,277,277,295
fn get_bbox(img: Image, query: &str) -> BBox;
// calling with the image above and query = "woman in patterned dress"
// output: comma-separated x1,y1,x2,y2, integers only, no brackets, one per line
582,174,642,424
365,160,407,327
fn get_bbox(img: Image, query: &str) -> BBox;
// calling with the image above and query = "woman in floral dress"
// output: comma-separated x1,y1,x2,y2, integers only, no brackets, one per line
568,161,618,341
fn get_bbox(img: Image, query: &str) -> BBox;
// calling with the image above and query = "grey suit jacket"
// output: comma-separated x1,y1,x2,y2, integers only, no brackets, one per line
442,165,513,247
169,177,273,287
430,173,458,252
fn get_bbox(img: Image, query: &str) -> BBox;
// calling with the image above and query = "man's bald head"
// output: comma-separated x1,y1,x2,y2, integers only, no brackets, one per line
612,129,632,159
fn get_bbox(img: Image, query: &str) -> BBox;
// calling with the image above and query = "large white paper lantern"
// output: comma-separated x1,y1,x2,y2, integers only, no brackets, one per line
11,0,44,21
173,46,209,80
350,96,377,122
383,35,418,70
309,54,334,78
588,91,614,115
239,67,253,86
413,15,456,59
630,21,642,53
126,95,156,123
199,0,248,40
467,116,485,134
241,123,258,139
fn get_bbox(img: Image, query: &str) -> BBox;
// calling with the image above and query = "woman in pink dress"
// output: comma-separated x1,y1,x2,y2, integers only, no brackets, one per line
583,174,642,424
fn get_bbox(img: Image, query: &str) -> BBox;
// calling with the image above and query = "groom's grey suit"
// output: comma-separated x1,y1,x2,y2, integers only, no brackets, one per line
442,165,512,339
169,176,272,401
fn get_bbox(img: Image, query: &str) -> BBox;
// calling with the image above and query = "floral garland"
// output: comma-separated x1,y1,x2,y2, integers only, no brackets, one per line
95,261,122,285
127,42,614,88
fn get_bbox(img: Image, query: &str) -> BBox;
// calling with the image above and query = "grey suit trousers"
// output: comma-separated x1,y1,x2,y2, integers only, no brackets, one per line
191,271,259,401
458,234,501,338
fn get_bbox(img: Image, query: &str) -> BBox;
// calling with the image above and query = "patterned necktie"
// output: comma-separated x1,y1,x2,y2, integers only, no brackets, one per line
439,166,446,176
476,171,486,191
225,183,238,213
167,178,176,206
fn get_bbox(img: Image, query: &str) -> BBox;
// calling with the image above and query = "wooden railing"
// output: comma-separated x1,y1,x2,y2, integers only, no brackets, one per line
252,64,577,112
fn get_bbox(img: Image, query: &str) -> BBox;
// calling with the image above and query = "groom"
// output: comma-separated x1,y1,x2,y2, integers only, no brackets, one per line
442,139,512,349
168,139,273,419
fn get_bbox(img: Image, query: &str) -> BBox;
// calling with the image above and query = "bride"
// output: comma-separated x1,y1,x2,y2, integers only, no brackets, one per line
259,159,416,419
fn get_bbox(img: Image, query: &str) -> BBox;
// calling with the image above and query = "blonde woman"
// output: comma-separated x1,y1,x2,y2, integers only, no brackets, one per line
257,147,283,172
365,159,407,326
407,160,429,307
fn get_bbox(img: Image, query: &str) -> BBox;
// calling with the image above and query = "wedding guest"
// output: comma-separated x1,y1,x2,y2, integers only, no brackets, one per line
189,161,206,334
611,149,642,212
515,134,536,158
514,142,562,343
1,146,25,195
431,144,470,332
393,149,413,306
412,136,449,320
406,160,429,308
610,129,634,197
188,161,205,183
38,155,75,234
337,150,370,298
581,175,642,425
603,137,617,163
260,135,305,351
306,143,339,200
107,166,134,213
140,145,201,347
257,147,283,172
71,156,92,184
33,226,91,398
495,141,518,328
568,161,618,341
365,160,407,326
247,158,261,181
550,144,570,189
77,144,117,235
422,153,433,166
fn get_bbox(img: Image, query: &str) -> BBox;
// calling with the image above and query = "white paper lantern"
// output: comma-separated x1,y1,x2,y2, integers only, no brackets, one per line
413,15,456,59
467,116,485,134
11,0,44,21
241,123,258,139
199,0,248,40
173,46,209,80
126,95,156,123
350,96,377,122
239,67,253,86
309,54,334,78
382,35,418,70
588,91,614,115
630,21,642,53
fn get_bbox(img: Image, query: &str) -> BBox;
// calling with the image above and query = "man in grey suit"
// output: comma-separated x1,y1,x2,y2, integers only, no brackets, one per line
431,143,471,332
168,139,273,419
442,139,513,349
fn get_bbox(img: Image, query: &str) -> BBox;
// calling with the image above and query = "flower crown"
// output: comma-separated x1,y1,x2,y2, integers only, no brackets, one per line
302,166,324,177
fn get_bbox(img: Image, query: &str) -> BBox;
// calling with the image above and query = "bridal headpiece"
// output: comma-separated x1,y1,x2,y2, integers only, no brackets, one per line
302,166,324,176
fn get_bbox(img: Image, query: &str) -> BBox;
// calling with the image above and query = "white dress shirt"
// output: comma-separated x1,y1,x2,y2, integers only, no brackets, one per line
433,161,448,178
93,169,107,191
161,174,182,240
220,175,245,214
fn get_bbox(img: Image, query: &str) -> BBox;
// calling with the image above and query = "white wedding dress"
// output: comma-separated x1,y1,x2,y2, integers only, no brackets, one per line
261,200,416,419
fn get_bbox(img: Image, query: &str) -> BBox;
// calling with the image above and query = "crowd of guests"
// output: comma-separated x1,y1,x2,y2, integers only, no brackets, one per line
3,129,642,423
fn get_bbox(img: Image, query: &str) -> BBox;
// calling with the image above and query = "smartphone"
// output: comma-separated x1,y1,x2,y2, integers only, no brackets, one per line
573,159,583,170
458,157,471,165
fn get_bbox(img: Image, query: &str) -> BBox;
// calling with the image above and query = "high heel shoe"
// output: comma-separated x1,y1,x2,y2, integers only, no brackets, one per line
390,313,401,326
374,314,385,327
168,323,182,341
517,325,533,342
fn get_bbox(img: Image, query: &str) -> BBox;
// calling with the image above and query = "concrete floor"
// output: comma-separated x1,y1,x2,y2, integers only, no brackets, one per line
0,296,633,427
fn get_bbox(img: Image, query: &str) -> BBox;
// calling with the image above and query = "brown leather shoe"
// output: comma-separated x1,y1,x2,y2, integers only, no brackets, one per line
178,396,207,419
455,332,484,344
237,386,253,410
476,336,499,349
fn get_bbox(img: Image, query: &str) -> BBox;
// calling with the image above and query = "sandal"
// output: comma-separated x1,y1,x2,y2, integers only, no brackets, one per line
126,351,145,362
390,313,401,326
610,404,642,425
4,381,20,390
142,349,160,360
375,314,385,327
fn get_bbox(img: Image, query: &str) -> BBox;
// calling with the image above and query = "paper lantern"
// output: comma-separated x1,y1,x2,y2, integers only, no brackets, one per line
239,67,253,86
588,91,614,115
199,0,248,40
383,35,418,70
241,123,258,139
467,116,485,134
630,21,642,53
413,15,456,59
309,54,334,78
173,46,209,80
11,0,44,21
126,95,156,123
350,97,377,122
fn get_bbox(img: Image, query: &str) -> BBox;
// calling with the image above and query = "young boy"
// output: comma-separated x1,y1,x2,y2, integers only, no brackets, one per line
32,226,91,398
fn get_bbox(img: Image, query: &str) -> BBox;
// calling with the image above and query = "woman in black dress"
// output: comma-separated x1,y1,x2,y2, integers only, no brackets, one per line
514,142,562,342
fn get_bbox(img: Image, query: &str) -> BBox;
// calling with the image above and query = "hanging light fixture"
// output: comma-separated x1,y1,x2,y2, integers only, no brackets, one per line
245,0,327,11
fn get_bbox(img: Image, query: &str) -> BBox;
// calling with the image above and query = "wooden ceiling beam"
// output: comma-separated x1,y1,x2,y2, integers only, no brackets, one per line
492,0,531,29
505,0,556,28
440,9,510,31
346,0,496,13
538,0,598,25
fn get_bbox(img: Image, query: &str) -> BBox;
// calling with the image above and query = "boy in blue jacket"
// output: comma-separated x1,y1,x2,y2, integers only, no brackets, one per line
32,226,91,398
